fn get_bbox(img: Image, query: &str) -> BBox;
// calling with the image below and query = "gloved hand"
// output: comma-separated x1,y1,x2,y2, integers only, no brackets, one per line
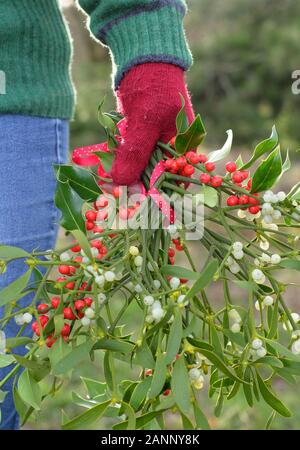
110,63,194,186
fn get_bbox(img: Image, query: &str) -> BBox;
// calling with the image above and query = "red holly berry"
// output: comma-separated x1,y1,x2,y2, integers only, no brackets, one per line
74,256,83,264
165,159,174,171
205,162,215,172
249,206,261,215
198,154,208,164
61,324,71,337
93,226,104,234
65,281,75,290
169,257,175,265
69,266,77,275
175,244,184,251
247,178,252,189
189,153,201,164
232,171,244,184
183,164,195,177
97,210,108,221
169,136,176,148
240,171,249,181
169,160,178,174
199,173,211,184
168,248,175,258
71,244,81,253
180,278,188,284
239,195,250,206
145,369,153,377
74,300,86,311
86,221,95,231
84,297,93,307
96,195,108,208
175,156,187,169
46,334,57,348
227,195,239,206
51,297,60,309
210,176,223,188
172,239,180,245
225,161,237,173
85,210,97,222
63,307,76,320
163,389,171,397
113,186,122,198
37,303,49,314
91,239,102,249
248,194,260,205
58,265,71,276
99,246,107,256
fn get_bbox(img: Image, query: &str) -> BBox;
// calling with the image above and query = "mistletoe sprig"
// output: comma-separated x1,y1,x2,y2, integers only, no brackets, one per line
0,102,300,430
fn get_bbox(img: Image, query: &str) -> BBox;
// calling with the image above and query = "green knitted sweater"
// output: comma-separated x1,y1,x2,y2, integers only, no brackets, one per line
0,0,192,119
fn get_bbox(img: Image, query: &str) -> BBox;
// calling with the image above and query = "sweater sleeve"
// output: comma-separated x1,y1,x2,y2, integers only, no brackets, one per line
76,0,193,88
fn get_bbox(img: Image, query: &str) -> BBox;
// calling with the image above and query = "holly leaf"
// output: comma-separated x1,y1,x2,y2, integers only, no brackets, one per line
251,147,282,193
55,180,85,232
54,165,102,202
242,126,279,170
175,114,206,154
207,129,233,163
94,151,115,173
176,94,189,134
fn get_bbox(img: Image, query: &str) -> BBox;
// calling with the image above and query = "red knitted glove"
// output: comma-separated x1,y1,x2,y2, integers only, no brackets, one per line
110,63,195,185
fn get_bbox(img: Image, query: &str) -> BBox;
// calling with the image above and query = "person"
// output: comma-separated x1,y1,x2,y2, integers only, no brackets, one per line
0,0,194,429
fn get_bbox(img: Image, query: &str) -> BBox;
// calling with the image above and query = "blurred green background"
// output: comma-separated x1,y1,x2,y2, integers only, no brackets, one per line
25,0,300,430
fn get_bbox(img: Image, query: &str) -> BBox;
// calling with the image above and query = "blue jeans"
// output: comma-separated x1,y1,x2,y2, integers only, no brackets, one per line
0,115,69,429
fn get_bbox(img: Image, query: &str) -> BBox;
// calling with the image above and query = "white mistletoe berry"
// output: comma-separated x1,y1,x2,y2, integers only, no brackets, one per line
98,293,107,305
233,242,243,252
95,275,105,287
135,284,143,293
189,368,201,381
177,294,187,305
292,339,300,355
134,256,143,267
152,307,165,321
22,313,33,324
256,347,267,358
252,338,263,350
255,300,264,311
143,295,154,306
230,323,241,333
262,202,274,215
259,238,270,251
91,247,99,258
261,253,271,263
263,296,274,307
228,308,242,323
237,209,247,219
230,262,240,274
233,250,244,260
168,224,178,236
60,252,70,262
129,246,139,256
252,269,265,284
263,191,274,203
271,254,281,265
272,209,281,220
170,277,180,289
277,191,286,202
263,215,273,225
14,314,25,326
85,308,95,319
104,271,116,282
81,317,91,327
153,279,161,289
